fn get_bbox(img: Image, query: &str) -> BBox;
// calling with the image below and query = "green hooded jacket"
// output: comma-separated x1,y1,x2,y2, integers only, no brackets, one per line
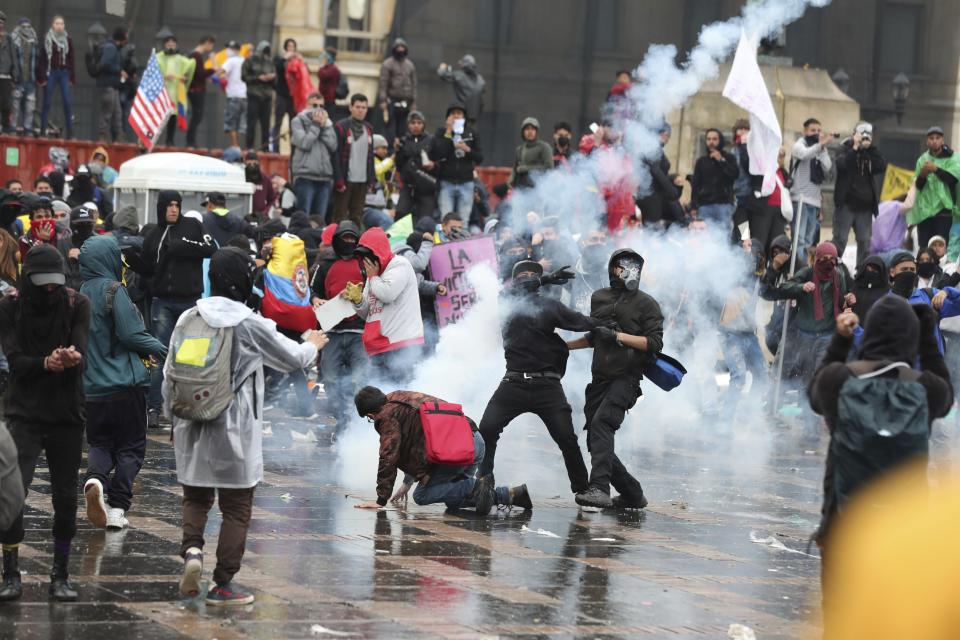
510,116,553,187
908,149,960,226
79,235,167,398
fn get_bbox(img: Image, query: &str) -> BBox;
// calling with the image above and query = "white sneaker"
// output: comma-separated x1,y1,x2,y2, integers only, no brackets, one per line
84,479,108,528
179,547,203,598
105,507,128,530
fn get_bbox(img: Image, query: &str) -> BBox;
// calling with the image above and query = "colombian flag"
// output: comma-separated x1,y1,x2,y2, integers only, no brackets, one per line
260,234,317,333
176,80,188,130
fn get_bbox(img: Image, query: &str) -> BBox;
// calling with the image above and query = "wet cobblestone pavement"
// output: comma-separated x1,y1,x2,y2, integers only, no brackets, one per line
1,407,827,639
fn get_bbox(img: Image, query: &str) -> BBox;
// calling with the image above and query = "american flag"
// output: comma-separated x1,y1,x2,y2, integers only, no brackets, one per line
129,51,174,151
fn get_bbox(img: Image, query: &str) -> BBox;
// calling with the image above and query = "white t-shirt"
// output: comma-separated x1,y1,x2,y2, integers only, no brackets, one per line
222,55,247,99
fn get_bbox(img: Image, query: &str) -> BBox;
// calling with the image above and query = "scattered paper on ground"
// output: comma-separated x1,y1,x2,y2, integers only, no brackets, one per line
310,623,360,637
592,537,617,542
291,429,317,442
749,530,819,558
727,623,756,640
521,525,560,538
279,493,293,503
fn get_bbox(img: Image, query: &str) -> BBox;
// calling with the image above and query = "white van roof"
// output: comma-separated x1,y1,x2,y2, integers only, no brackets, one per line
112,152,255,194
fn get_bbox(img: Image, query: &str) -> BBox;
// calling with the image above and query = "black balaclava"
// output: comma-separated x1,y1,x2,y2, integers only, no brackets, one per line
245,164,262,183
333,220,360,259
511,260,543,293
209,247,257,303
888,251,918,298
853,255,890,320
499,238,530,282
859,295,919,363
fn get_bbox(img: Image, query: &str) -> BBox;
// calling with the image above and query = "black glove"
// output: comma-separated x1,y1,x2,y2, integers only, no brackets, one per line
540,266,575,287
913,302,938,341
589,326,620,345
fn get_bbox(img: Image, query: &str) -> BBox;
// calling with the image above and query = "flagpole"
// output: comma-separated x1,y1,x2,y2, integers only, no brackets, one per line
771,194,804,418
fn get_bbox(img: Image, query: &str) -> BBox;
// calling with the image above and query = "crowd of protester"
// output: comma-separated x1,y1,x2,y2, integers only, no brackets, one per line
0,21,959,631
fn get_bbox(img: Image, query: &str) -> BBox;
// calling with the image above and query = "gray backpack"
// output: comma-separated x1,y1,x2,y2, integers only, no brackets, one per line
167,309,235,422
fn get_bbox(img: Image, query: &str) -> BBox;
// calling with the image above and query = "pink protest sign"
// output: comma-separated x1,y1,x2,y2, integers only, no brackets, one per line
429,235,498,327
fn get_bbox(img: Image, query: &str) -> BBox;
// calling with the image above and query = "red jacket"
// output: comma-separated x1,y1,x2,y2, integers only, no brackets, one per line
579,134,636,231
285,56,316,114
317,63,341,106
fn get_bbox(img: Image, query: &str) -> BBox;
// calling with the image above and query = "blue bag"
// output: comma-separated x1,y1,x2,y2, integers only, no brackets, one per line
642,353,686,391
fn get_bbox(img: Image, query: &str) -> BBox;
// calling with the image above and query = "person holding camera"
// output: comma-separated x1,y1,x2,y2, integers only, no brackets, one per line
791,118,834,256
290,93,338,218
429,100,482,219
833,122,887,265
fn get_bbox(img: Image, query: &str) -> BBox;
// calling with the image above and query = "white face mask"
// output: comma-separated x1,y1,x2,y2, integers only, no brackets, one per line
617,259,641,291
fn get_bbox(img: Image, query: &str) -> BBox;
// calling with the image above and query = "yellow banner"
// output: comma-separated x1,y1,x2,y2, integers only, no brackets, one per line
880,163,915,202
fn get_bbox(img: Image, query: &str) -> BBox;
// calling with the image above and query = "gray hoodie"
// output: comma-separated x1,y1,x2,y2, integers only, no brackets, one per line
291,108,338,182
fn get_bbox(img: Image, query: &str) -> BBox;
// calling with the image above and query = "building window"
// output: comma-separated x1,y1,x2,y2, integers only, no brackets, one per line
171,0,212,19
593,0,619,52
683,0,722,53
878,3,923,74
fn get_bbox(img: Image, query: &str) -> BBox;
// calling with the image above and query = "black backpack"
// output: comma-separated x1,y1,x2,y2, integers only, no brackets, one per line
335,74,349,100
830,361,929,516
85,42,104,79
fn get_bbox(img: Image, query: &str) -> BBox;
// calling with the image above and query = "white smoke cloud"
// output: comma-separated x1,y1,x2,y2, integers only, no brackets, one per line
333,0,833,495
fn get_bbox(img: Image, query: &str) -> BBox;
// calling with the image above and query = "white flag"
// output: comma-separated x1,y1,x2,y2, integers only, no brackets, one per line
722,31,782,197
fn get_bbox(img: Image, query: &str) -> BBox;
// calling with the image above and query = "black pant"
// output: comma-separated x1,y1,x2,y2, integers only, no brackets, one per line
748,199,786,257
186,91,206,147
1,420,82,545
272,93,296,147
0,78,12,132
246,93,272,151
386,101,410,146
478,377,589,493
917,210,953,251
583,377,645,499
85,388,148,512
165,118,177,146
397,186,437,220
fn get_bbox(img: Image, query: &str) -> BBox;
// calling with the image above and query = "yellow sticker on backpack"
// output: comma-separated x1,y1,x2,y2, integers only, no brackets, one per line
175,338,211,367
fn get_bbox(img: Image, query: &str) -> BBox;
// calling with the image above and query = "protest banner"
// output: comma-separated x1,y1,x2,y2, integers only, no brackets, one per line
429,235,497,327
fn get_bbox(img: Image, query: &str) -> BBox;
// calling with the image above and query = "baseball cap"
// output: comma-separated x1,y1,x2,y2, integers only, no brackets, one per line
23,245,66,287
70,205,95,223
927,126,945,137
202,191,227,206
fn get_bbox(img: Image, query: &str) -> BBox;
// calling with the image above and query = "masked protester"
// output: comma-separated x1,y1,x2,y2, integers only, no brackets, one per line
310,221,367,432
60,205,95,289
0,245,91,603
498,236,530,283
156,35,196,147
851,255,890,321
167,247,327,606
809,297,952,634
141,190,216,428
566,249,663,509
378,37,417,144
18,194,70,260
79,235,168,531
67,163,111,218
917,248,944,289
885,250,960,353
764,242,853,433
476,260,599,511
244,152,276,220
572,231,610,314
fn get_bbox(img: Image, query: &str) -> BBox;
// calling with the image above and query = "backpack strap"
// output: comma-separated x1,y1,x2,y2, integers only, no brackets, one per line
847,360,921,382
105,281,123,357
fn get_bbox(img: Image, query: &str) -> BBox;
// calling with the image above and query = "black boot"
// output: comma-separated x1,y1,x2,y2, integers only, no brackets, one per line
0,547,22,601
508,485,533,511
49,552,77,602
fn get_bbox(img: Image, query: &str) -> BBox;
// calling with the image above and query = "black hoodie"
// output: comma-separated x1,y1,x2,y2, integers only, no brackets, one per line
588,248,664,381
690,133,739,208
428,100,483,183
851,255,890,321
141,190,216,300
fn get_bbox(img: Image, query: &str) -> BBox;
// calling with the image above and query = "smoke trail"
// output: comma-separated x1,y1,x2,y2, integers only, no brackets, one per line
333,0,833,493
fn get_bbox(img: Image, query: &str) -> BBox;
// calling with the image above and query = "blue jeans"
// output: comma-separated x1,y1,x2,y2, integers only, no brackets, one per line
40,68,72,133
293,177,332,218
794,202,820,254
413,432,508,508
722,331,766,391
362,207,394,231
437,181,474,218
698,203,734,228
148,298,197,411
319,332,367,425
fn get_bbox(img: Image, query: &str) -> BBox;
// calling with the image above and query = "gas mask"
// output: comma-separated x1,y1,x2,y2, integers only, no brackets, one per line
614,256,642,292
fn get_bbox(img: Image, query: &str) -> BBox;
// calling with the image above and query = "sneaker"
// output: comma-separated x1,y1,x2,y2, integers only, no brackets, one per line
470,475,495,516
179,548,203,598
575,487,613,509
611,494,648,510
84,479,108,528
508,484,533,510
205,582,254,606
105,507,128,530
147,409,161,429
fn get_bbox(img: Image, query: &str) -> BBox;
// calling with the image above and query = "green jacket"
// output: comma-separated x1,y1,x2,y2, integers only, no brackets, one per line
242,53,276,99
764,266,850,334
509,116,553,187
79,235,167,398
908,149,960,226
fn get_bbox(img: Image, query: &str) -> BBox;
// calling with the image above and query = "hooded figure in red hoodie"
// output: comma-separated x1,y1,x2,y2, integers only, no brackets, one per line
348,228,423,384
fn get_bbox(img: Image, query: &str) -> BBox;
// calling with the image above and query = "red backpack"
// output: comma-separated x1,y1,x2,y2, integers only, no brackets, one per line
418,401,475,466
